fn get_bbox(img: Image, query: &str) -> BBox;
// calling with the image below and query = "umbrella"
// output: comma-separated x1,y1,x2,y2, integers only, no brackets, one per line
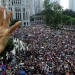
19,70,26,75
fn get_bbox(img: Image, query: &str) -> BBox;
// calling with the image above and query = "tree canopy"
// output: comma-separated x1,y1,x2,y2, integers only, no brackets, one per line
62,9,75,18
9,19,19,26
0,37,14,62
43,0,62,28
42,0,75,28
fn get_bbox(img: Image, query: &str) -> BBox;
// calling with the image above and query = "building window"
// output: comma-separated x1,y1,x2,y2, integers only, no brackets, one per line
26,11,28,20
23,13,25,20
9,7,10,10
20,1,21,4
40,18,41,20
20,13,21,20
18,13,19,19
35,18,36,20
16,13,17,19
18,16,19,19
27,22,28,25
18,13,19,16
38,17,39,20
12,2,13,5
3,0,4,2
41,18,43,20
24,22,26,26
23,8,25,12
11,8,12,11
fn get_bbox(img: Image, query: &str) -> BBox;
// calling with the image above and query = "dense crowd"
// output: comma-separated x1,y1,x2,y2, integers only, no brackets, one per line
0,25,75,75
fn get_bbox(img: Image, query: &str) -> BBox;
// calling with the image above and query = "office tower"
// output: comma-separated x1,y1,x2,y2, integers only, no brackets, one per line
50,0,60,4
26,0,35,16
69,0,75,11
35,0,44,14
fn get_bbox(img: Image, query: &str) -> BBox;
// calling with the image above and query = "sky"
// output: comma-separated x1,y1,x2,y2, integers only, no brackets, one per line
60,0,69,9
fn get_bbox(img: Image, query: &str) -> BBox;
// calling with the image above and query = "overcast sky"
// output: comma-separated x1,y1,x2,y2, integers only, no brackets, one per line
60,0,68,9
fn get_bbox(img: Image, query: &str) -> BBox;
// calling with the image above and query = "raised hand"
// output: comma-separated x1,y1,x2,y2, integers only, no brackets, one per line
0,6,21,53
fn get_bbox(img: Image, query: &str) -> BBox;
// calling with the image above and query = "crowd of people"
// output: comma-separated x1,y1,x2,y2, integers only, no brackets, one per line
0,25,75,75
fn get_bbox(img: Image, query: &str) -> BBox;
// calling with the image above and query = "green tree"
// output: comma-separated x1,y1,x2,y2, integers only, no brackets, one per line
43,0,54,26
9,19,19,26
4,37,14,52
71,18,75,25
30,16,34,22
43,0,62,29
61,15,75,25
62,9,75,18
0,37,14,61
51,2,62,28
52,1,62,12
62,15,72,24
43,0,52,10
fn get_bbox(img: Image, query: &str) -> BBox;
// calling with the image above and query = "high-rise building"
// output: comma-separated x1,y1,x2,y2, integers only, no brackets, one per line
26,0,35,16
50,0,60,4
69,0,75,11
26,0,45,15
35,0,44,14
1,0,30,26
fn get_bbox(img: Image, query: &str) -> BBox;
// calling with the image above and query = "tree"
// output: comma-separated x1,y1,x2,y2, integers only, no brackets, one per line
9,19,19,26
0,37,14,62
62,9,75,18
43,0,54,26
51,2,62,28
62,15,72,25
61,15,75,25
4,37,14,52
30,16,34,22
0,37,14,54
52,1,62,12
43,0,62,29
43,0,52,10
